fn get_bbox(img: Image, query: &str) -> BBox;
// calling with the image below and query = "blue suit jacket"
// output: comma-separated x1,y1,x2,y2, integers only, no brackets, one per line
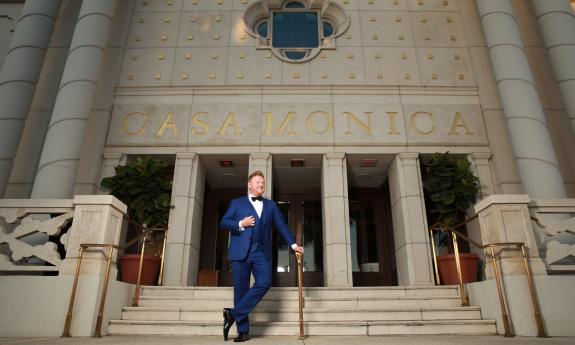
219,196,295,261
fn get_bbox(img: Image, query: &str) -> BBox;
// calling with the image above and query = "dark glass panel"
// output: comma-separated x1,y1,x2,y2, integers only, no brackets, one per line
272,12,319,48
285,1,305,8
323,21,334,37
284,51,306,60
257,21,268,37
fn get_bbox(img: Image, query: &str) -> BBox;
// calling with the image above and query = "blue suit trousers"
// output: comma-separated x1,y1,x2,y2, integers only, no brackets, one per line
230,245,272,334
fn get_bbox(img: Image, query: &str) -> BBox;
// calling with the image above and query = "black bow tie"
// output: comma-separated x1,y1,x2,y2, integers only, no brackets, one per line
251,196,263,202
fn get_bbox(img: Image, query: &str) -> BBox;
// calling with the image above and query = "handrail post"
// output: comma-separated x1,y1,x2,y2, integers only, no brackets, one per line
490,245,513,337
132,237,147,307
62,246,85,337
93,245,115,337
452,232,469,306
295,252,304,339
520,244,547,337
157,230,168,286
430,229,441,285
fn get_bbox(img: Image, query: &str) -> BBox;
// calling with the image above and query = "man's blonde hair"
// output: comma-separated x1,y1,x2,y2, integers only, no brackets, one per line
248,170,265,181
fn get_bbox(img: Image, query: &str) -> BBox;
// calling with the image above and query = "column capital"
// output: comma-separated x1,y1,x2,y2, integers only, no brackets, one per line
176,152,198,160
103,152,123,160
324,152,345,163
250,152,270,161
396,152,419,160
175,152,198,167
470,152,492,161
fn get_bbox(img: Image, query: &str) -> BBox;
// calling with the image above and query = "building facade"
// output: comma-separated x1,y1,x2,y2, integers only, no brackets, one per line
1,0,575,292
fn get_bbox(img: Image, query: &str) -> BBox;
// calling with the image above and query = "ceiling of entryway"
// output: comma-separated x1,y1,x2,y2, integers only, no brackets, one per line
346,154,393,188
199,153,394,190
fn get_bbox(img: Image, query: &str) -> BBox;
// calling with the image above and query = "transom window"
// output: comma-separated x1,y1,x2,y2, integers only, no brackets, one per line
243,0,350,63
272,12,319,49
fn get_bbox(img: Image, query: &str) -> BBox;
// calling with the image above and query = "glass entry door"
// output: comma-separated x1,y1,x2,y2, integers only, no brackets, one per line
273,194,323,287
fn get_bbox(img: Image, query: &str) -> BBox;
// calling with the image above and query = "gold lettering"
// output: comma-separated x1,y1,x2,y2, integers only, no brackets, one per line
410,111,435,135
386,112,400,135
155,112,178,136
263,111,297,136
344,112,372,136
306,111,333,134
448,112,474,135
217,112,242,135
122,112,147,136
191,112,209,135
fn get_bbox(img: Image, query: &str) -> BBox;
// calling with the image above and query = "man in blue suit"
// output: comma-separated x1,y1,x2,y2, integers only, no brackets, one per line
219,170,304,342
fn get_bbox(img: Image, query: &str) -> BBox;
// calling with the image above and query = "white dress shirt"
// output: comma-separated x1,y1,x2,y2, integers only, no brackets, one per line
239,194,298,250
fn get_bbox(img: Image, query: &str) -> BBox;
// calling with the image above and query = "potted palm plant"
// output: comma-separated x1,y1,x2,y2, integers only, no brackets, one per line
100,156,172,285
422,152,480,285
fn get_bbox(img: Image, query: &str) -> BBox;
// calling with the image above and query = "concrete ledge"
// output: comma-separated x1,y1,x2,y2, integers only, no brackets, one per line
73,195,127,214
474,194,530,213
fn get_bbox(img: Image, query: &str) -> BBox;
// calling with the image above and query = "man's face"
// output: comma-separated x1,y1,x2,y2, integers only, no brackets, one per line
248,175,265,196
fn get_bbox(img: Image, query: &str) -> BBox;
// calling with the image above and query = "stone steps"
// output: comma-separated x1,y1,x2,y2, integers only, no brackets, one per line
121,306,483,322
138,295,463,309
108,319,497,336
108,286,498,336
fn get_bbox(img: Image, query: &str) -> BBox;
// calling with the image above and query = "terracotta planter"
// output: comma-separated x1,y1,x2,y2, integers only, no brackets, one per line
436,253,479,285
119,254,161,285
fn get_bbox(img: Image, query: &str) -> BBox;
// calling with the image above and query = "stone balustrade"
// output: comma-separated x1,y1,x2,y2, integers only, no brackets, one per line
0,196,126,276
528,199,575,272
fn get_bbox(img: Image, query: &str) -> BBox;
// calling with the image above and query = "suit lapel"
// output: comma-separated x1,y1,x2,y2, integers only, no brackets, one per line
244,196,259,219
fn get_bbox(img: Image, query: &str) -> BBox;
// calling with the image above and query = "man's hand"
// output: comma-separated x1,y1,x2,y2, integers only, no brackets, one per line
240,216,256,228
292,246,304,254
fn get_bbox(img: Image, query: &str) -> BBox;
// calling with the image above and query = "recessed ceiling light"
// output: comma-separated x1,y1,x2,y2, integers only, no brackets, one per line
361,159,377,168
291,159,305,167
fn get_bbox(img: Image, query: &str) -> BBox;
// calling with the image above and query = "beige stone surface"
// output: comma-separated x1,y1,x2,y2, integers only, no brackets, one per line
2,335,574,345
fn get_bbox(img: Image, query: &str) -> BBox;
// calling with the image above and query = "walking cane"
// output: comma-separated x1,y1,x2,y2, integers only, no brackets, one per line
295,252,304,339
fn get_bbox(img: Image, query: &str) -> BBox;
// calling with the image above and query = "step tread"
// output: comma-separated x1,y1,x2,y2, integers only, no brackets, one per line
110,319,496,326
138,295,461,300
122,306,482,312
142,286,459,291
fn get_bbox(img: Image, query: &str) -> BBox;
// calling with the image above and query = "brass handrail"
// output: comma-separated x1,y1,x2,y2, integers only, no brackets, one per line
62,243,119,338
429,217,546,338
62,222,168,337
295,252,304,339
130,224,168,307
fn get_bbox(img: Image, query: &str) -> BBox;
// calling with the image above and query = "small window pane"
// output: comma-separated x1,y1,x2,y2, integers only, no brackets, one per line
285,1,305,8
257,21,268,37
272,12,319,48
323,22,334,37
284,51,306,60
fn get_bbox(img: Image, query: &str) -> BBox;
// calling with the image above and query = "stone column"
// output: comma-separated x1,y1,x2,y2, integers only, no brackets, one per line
531,0,575,137
470,152,496,198
0,0,61,196
98,152,126,193
467,153,496,263
388,153,434,286
163,153,206,286
249,152,272,198
476,0,566,199
321,153,352,287
474,195,547,278
30,0,117,199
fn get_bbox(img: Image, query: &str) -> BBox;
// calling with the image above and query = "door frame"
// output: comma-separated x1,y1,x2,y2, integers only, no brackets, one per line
349,182,397,286
273,191,323,287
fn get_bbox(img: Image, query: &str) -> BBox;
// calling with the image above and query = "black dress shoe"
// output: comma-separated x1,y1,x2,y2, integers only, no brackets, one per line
223,308,235,341
233,332,250,342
